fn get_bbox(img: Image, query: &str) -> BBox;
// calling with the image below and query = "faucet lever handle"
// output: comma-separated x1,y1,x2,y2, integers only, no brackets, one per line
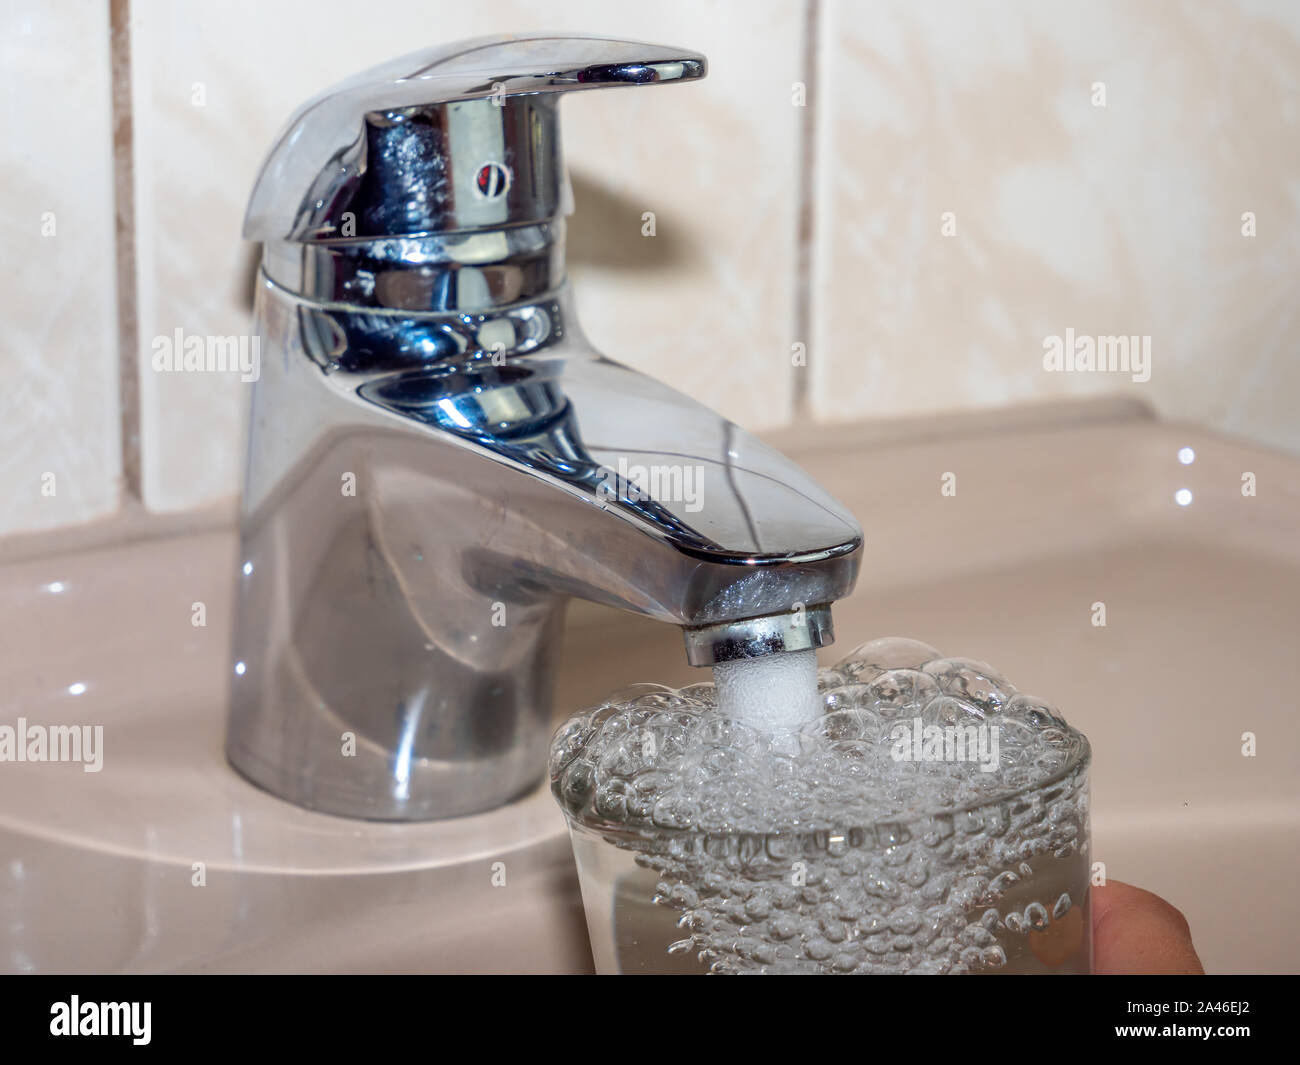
244,33,706,245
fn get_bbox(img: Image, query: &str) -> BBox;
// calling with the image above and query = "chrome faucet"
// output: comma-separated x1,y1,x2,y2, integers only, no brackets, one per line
227,34,862,820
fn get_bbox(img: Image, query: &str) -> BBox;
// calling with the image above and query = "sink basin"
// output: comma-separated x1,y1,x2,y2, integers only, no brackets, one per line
3,398,1296,973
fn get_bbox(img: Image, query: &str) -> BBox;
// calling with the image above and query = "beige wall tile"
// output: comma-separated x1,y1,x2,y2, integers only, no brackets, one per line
131,0,807,512
0,1,121,534
813,0,1300,454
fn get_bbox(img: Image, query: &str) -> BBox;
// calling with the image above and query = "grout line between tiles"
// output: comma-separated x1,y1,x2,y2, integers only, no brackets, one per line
791,0,821,423
110,0,141,503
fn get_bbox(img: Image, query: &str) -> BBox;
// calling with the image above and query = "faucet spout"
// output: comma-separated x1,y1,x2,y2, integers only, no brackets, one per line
227,281,860,819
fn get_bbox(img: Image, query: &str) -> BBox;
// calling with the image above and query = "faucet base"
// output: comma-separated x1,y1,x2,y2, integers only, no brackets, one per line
225,740,546,822
227,416,570,822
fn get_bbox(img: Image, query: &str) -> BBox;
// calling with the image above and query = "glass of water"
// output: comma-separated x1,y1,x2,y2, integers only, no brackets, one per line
551,640,1093,974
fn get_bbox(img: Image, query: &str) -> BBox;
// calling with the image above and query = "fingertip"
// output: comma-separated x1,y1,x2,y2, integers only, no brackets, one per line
1092,879,1203,975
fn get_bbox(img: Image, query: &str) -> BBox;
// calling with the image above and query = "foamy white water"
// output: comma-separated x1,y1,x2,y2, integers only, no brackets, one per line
712,648,820,747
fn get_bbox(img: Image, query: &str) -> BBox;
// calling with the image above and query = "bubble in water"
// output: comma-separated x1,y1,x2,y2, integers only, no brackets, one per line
865,669,941,718
921,694,987,728
839,637,942,674
1005,692,1065,728
922,657,1017,714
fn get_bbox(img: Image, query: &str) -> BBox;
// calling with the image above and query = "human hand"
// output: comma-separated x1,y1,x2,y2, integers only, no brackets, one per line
1093,879,1204,974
